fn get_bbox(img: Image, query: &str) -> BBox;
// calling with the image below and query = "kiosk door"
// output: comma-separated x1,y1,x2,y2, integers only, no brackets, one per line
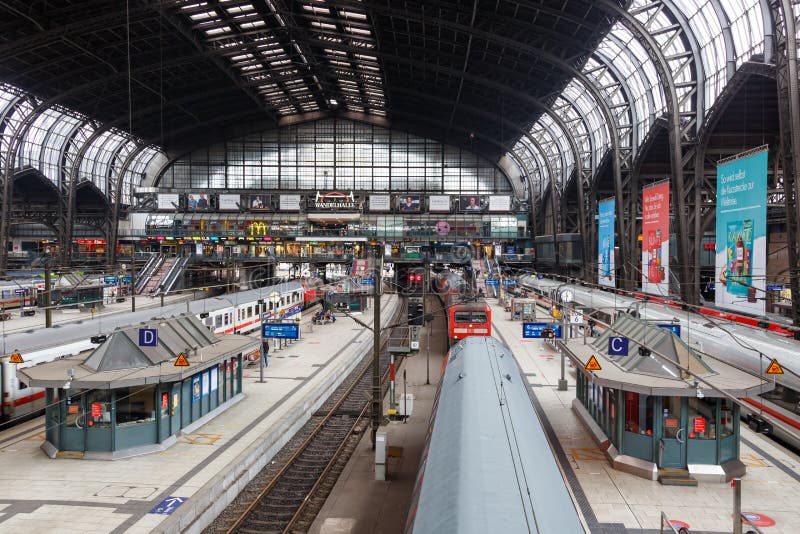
61,390,86,452
659,396,687,468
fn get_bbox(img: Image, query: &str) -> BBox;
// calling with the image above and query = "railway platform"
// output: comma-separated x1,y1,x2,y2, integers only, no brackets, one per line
0,294,399,534
308,298,800,534
0,291,189,336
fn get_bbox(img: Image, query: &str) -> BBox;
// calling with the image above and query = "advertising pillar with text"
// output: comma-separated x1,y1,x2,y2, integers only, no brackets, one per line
642,181,670,295
715,148,767,315
598,198,616,288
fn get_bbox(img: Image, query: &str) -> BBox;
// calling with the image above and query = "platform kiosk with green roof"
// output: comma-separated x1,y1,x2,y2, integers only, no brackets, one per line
18,314,258,460
560,314,769,485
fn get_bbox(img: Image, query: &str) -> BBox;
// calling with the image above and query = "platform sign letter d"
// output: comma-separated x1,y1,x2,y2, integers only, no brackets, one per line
139,328,158,347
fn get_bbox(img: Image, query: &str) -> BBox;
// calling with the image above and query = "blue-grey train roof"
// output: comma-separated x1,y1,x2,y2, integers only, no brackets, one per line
411,336,583,534
4,280,303,353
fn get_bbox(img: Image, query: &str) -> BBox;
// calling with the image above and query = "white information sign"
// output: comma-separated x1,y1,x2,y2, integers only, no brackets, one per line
157,193,179,210
428,195,451,212
280,194,302,211
369,195,391,211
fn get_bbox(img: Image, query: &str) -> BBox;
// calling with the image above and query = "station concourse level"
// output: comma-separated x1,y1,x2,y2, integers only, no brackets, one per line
1,1,800,533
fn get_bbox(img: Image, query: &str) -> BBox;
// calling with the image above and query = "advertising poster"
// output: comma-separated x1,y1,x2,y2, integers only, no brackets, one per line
715,148,767,315
397,194,421,212
218,194,241,211
210,367,219,391
429,195,451,212
157,193,179,210
369,195,391,212
201,372,210,396
642,181,670,295
459,195,485,212
186,193,212,210
249,194,271,211
488,195,511,212
598,198,616,288
192,376,200,403
280,194,301,211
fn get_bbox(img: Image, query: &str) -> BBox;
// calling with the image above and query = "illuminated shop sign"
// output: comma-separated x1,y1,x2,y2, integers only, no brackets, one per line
314,191,357,210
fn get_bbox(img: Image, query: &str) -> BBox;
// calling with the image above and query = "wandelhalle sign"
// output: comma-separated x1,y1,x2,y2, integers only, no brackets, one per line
314,191,357,210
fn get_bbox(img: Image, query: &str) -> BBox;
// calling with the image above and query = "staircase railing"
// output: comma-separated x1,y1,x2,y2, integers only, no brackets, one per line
135,254,162,294
161,256,188,294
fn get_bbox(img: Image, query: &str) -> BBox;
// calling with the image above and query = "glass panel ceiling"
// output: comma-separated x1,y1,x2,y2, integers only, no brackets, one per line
515,0,769,191
177,0,387,117
0,82,164,197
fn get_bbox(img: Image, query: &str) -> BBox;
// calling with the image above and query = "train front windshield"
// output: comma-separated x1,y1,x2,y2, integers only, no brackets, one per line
454,311,488,323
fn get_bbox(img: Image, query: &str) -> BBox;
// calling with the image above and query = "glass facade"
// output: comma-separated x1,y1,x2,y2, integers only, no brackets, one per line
158,119,511,194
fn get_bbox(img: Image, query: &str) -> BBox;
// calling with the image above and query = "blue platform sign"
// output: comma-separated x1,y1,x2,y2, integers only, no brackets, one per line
13,288,27,295
767,284,783,291
608,336,629,356
658,324,681,337
138,328,158,347
485,279,499,286
502,279,516,286
361,276,375,285
104,276,118,284
262,323,300,339
121,276,132,284
149,496,187,515
522,322,562,339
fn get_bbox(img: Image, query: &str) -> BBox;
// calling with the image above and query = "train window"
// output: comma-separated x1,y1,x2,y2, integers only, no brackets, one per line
215,315,223,328
18,381,27,390
470,312,488,323
247,307,252,318
454,311,471,323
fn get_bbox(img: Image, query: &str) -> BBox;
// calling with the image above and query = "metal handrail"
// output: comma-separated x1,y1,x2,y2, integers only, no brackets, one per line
739,513,764,534
659,511,689,534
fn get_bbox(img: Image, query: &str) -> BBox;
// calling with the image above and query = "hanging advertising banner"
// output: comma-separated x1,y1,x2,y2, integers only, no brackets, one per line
279,194,301,211
598,198,616,287
642,181,670,295
218,194,241,211
428,195,451,212
369,195,391,212
157,193,179,211
715,148,768,315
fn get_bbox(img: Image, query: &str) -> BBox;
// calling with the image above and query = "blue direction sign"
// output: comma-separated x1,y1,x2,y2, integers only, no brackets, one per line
121,276,132,284
361,277,375,285
767,284,783,291
608,336,629,356
149,496,187,515
485,279,499,286
262,323,300,339
104,276,118,284
138,328,158,347
522,322,562,339
502,279,516,286
14,288,27,295
658,324,681,337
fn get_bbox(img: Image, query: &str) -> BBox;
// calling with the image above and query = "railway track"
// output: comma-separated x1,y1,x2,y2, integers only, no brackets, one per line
206,303,404,534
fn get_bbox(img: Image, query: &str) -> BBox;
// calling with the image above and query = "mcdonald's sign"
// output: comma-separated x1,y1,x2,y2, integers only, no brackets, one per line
249,221,268,236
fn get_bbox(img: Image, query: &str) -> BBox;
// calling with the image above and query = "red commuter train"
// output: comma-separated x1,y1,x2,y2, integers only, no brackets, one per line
432,270,492,344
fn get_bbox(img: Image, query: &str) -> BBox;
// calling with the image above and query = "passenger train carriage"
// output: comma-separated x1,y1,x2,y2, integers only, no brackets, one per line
406,336,583,534
431,270,491,344
0,278,323,422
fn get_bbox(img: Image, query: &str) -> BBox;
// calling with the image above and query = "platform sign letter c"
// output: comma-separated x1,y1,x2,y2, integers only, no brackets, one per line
608,336,628,356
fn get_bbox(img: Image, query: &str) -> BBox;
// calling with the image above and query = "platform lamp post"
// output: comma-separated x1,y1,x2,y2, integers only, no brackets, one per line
371,244,381,449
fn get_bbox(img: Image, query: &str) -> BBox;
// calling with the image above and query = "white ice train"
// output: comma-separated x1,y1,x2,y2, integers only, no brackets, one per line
1,279,321,422
517,275,800,446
